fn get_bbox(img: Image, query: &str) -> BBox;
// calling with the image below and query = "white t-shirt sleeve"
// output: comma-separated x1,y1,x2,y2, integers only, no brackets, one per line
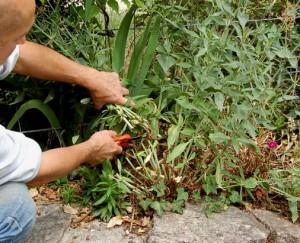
0,125,42,185
0,46,20,80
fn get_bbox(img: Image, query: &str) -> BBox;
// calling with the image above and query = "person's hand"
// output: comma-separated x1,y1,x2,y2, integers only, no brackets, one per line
86,130,122,166
85,70,129,109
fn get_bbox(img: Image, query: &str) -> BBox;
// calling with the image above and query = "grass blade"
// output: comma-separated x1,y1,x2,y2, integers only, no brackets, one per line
112,5,136,73
126,16,152,82
7,99,63,144
131,15,161,96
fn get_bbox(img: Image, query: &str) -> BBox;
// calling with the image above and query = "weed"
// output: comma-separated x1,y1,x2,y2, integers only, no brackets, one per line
60,185,77,204
79,161,132,221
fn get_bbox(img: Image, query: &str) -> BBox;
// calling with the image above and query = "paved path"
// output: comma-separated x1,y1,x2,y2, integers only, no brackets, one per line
26,203,300,243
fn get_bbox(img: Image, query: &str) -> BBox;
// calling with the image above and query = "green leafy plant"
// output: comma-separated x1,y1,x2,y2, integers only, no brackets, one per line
112,5,137,73
112,6,161,96
79,161,132,221
7,99,64,145
268,168,300,222
60,185,77,204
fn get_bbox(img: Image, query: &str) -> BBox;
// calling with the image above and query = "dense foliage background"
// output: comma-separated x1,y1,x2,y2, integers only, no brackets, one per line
1,0,299,222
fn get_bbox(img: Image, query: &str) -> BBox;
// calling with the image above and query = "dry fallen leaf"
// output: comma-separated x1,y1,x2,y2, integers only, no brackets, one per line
41,187,59,200
137,228,146,234
126,206,133,214
174,176,182,183
144,153,152,164
80,207,91,214
29,188,39,198
107,216,123,228
149,170,157,177
63,204,78,215
142,217,151,227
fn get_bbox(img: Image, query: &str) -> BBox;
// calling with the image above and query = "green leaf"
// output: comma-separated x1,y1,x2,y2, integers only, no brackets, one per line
193,191,201,202
134,0,144,8
277,95,299,102
183,28,199,38
117,159,122,173
237,12,249,29
158,55,176,73
243,177,258,189
107,0,119,12
139,199,152,211
167,142,189,162
7,99,63,144
112,5,136,72
44,89,55,104
216,0,233,15
209,132,230,144
176,97,200,112
273,47,297,68
214,92,225,112
94,194,107,206
203,175,217,195
131,15,161,95
215,160,222,187
172,200,184,214
232,138,240,153
153,181,167,197
238,138,260,153
72,135,80,144
9,91,24,105
288,199,299,223
242,121,257,138
177,62,192,68
167,124,181,149
181,128,195,136
229,191,241,203
176,188,188,202
274,47,294,58
150,201,163,216
85,0,99,21
127,16,152,83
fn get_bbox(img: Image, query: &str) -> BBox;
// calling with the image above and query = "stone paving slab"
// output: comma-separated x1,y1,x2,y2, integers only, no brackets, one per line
148,204,269,243
60,221,146,243
252,209,300,243
25,203,72,243
27,203,300,243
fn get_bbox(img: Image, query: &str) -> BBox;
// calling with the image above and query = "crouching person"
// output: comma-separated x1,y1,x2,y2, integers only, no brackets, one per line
0,127,122,242
0,0,128,241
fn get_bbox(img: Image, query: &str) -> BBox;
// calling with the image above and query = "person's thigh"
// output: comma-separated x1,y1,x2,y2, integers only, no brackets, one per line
0,182,36,243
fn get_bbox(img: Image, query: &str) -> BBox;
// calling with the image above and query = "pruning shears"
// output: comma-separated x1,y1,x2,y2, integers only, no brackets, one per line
113,134,143,148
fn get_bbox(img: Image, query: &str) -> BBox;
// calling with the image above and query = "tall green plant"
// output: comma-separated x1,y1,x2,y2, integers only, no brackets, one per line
112,5,136,73
7,99,63,145
112,7,161,96
79,161,132,221
127,15,161,96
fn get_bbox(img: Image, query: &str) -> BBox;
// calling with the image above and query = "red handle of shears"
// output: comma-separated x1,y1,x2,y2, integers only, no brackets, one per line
113,134,132,148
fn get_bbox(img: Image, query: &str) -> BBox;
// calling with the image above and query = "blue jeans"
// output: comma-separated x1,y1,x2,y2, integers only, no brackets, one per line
0,183,36,243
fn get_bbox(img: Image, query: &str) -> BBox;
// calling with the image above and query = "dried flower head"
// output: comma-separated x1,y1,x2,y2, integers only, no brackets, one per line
268,141,278,149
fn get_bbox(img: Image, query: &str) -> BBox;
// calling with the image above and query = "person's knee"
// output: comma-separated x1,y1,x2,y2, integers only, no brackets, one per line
0,182,36,242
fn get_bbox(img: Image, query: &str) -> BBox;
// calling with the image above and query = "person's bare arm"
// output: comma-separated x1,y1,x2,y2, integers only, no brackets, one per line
14,41,128,109
28,130,122,187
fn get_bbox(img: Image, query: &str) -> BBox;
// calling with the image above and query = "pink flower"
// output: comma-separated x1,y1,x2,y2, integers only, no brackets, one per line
268,141,278,149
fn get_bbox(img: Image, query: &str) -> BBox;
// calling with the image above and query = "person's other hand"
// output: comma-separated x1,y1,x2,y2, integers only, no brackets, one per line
86,130,122,166
85,70,129,109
